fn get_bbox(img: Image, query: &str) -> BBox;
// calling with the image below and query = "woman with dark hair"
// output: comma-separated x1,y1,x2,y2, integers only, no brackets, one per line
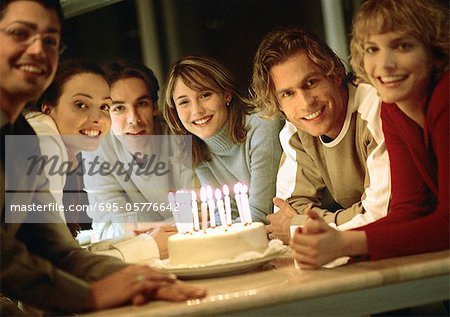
26,59,112,236
162,55,283,224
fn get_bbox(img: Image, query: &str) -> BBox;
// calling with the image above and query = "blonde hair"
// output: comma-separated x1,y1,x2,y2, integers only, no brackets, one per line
249,28,348,119
162,55,252,166
350,0,449,84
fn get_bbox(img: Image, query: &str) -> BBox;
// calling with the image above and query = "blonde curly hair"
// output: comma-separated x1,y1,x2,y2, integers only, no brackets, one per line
350,0,449,85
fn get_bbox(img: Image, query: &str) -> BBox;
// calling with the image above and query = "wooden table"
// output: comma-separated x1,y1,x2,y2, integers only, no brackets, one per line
83,250,450,316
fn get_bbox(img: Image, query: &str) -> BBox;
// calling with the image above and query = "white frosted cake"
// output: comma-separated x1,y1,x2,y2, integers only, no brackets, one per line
168,222,269,266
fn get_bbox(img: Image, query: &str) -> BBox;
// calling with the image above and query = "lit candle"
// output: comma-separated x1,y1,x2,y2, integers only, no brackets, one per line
233,182,245,223
168,192,183,233
200,187,208,232
215,188,227,228
222,185,232,226
206,185,216,228
176,190,193,234
191,191,200,231
240,184,252,225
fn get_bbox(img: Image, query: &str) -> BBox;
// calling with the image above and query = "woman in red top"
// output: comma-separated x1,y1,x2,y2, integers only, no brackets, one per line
291,0,449,268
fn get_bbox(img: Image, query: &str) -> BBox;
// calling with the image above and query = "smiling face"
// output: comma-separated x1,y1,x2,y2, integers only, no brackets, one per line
0,1,61,120
363,31,432,111
172,77,230,139
109,77,158,153
47,73,112,155
270,51,348,139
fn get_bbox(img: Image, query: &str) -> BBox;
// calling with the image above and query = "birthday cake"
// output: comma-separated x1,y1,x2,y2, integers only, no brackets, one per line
168,222,269,266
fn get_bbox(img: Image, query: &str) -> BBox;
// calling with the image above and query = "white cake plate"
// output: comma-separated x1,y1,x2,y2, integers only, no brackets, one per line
155,247,288,279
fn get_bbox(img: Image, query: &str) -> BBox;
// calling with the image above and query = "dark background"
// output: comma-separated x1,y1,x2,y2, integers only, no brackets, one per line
62,0,449,96
63,0,338,94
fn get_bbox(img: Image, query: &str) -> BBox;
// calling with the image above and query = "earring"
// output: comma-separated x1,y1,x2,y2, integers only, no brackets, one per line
226,101,230,106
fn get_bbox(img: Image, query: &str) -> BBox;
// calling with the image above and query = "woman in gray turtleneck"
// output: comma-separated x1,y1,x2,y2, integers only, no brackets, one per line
162,55,283,223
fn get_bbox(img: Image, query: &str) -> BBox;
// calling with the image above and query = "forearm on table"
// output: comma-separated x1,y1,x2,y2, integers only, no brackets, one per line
341,230,368,257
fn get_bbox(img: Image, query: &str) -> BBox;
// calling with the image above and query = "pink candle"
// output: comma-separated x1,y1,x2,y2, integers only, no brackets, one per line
206,185,216,228
215,188,227,228
191,191,200,231
222,185,232,226
200,187,208,232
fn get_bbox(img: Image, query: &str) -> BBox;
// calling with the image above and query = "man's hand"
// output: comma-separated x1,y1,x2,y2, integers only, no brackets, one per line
265,197,298,244
86,265,206,310
152,281,207,301
86,265,176,310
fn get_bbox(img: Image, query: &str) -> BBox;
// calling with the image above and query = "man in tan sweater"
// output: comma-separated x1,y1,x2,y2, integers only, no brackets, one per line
250,28,391,244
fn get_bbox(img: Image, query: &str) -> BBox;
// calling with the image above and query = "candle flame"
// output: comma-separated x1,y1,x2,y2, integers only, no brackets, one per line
200,187,207,202
241,184,248,194
233,183,241,194
222,184,229,196
206,185,213,200
215,188,222,200
191,190,197,201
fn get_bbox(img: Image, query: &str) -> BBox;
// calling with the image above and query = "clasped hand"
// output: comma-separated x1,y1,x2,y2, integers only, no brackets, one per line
290,209,344,269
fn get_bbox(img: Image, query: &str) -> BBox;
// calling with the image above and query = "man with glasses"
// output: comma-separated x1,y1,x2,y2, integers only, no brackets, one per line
0,1,205,314
0,22,66,54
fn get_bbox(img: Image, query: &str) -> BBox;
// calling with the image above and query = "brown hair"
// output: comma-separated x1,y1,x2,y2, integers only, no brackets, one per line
350,0,449,84
37,59,108,238
162,55,252,166
37,59,108,110
249,28,348,119
103,60,159,103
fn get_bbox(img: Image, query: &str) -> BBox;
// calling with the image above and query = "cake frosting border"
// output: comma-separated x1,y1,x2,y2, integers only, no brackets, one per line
149,239,287,269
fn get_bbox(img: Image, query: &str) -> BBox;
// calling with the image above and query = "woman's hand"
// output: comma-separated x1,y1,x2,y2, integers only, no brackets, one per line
290,210,368,269
290,210,345,269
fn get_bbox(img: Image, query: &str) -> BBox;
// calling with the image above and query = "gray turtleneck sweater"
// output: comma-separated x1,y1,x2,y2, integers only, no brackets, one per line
196,114,283,223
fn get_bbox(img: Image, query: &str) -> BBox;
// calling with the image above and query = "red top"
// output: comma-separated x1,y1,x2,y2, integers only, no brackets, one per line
358,72,449,260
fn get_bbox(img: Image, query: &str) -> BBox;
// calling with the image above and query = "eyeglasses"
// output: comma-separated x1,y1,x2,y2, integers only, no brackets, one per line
0,26,67,55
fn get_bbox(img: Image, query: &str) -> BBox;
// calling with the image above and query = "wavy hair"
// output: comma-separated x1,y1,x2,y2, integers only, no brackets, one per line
162,55,252,166
249,28,348,119
350,0,449,85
